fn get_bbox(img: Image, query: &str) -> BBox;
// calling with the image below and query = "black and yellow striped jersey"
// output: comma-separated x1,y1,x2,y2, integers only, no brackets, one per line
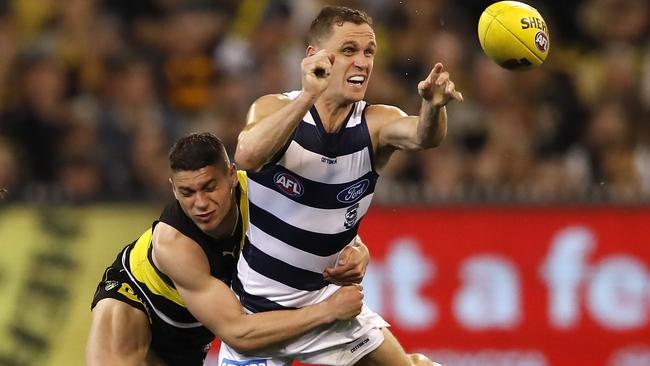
120,170,249,332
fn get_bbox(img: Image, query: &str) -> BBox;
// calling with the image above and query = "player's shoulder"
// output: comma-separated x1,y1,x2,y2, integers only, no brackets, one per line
153,223,203,264
154,221,188,244
252,93,292,109
365,104,408,124
152,222,210,286
247,93,293,122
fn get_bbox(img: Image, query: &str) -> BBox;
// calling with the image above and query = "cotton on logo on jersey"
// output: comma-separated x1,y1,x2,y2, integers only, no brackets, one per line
337,179,369,204
350,337,370,353
273,172,304,197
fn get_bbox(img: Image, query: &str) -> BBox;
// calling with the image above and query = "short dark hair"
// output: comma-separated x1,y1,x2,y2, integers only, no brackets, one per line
307,6,373,46
169,132,230,172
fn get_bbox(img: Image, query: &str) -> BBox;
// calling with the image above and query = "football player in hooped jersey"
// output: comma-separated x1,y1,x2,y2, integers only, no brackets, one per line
228,5,462,366
86,133,369,366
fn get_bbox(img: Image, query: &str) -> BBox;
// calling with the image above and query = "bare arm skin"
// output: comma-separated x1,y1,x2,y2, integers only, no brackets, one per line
235,50,335,171
152,223,363,354
323,236,370,285
234,93,311,171
368,63,464,172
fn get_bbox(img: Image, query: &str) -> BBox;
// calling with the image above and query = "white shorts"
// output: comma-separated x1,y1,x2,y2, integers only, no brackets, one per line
218,305,389,366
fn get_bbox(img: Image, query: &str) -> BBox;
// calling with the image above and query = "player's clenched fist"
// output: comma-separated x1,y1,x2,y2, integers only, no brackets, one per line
301,49,335,98
325,284,364,321
418,62,464,108
323,236,369,285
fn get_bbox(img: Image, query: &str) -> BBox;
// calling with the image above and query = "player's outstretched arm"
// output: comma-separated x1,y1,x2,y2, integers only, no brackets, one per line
153,223,363,354
235,50,335,171
368,63,463,155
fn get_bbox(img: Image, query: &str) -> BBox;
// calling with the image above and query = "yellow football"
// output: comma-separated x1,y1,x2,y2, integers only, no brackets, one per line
478,1,550,70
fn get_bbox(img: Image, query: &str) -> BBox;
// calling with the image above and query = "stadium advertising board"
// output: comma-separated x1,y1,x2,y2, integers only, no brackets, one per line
209,206,650,366
351,206,650,366
4,205,642,366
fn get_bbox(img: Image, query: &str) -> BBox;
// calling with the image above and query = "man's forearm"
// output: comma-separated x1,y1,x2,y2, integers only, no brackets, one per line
416,102,447,148
223,301,333,354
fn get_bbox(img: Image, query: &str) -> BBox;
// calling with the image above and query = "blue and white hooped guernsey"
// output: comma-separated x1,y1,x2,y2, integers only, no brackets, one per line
233,90,379,312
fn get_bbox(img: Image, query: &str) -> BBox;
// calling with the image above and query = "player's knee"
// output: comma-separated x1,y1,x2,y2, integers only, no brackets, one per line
407,353,441,366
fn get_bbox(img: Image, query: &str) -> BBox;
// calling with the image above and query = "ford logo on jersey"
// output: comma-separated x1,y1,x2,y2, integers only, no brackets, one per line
274,172,304,197
337,179,369,203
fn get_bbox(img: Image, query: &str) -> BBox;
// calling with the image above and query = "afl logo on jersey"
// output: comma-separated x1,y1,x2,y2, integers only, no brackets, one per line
337,179,369,204
274,172,304,197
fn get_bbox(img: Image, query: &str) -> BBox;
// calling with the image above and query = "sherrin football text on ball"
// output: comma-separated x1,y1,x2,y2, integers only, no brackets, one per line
478,1,550,70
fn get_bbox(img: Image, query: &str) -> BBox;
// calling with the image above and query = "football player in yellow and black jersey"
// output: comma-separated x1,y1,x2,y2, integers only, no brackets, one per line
86,132,368,366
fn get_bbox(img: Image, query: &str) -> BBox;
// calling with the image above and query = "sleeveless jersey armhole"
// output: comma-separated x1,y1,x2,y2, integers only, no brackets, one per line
259,90,308,170
360,103,379,176
260,128,297,171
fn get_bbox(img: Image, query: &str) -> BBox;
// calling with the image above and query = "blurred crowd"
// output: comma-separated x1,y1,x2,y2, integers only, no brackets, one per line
0,0,648,204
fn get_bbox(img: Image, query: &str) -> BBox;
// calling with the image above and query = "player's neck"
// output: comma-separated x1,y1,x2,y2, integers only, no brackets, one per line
314,98,354,133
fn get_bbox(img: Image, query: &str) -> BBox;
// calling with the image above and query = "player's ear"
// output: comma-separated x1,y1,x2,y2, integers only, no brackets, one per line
169,177,179,200
229,164,238,188
306,45,318,57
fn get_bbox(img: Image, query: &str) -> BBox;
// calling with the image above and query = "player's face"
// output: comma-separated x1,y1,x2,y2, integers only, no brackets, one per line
170,164,237,234
321,22,376,102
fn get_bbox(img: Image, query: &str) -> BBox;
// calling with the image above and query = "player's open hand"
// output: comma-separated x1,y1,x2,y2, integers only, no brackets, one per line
418,63,464,107
301,49,335,98
326,284,364,321
323,236,369,285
